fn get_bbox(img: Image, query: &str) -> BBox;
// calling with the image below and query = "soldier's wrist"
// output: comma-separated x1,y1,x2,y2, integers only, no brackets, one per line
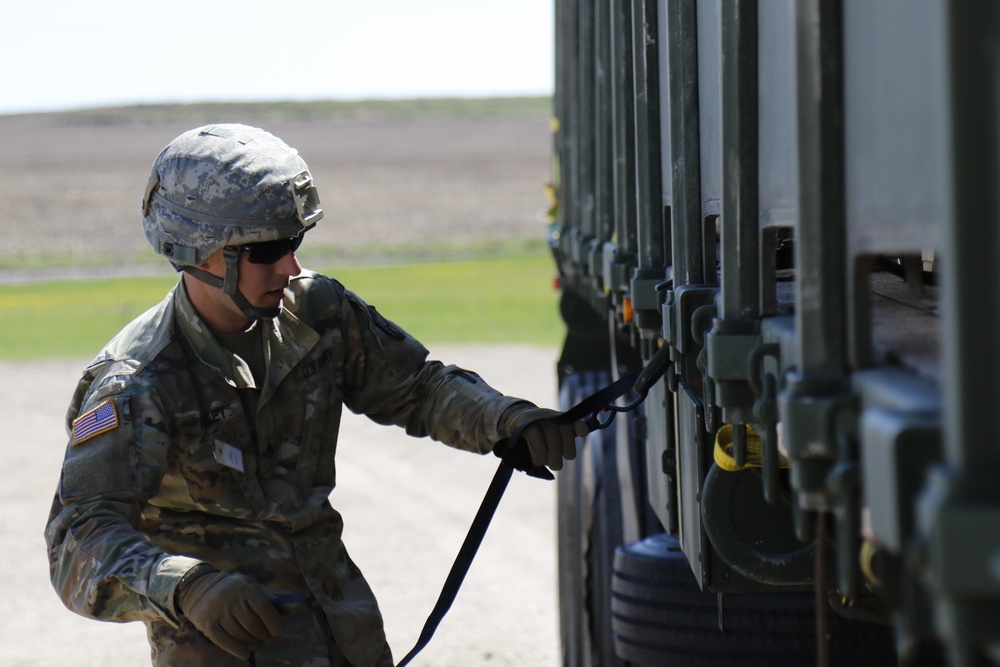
498,400,538,430
176,562,216,596
147,554,209,625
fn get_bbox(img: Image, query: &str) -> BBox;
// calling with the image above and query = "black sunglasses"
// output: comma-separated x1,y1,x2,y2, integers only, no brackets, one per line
239,235,304,264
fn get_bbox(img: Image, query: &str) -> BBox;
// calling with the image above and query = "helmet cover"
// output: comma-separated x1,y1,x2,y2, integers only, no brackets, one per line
141,123,323,268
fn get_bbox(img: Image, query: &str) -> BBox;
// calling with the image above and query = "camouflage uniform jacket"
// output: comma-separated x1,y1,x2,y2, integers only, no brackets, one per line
45,270,529,667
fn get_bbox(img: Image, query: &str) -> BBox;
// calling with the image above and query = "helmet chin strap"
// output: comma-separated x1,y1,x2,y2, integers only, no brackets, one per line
184,247,281,321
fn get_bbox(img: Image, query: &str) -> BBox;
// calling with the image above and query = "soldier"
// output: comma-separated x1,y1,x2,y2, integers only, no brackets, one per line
44,124,583,667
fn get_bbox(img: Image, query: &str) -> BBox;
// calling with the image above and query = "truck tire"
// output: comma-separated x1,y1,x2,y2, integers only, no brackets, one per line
558,370,626,667
611,534,899,666
555,289,663,666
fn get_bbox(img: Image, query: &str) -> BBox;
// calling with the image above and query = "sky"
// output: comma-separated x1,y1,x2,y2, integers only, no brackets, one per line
0,0,554,115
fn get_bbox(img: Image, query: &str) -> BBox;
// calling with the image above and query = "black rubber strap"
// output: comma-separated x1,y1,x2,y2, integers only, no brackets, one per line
395,368,644,666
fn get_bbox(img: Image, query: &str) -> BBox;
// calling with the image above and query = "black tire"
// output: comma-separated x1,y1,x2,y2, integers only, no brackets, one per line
559,371,626,667
554,290,665,666
611,534,899,667
559,363,655,667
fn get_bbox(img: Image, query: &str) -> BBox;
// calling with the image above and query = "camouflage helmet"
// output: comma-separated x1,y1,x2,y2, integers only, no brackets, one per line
141,123,323,320
141,123,323,269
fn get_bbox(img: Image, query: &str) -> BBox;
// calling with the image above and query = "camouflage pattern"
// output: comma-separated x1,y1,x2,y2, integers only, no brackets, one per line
45,269,531,667
142,124,323,269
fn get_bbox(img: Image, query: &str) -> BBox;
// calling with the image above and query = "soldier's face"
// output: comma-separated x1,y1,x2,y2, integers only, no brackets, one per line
236,247,303,310
200,247,303,323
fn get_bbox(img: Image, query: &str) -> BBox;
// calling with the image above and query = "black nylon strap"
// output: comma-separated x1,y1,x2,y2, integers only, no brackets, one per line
394,462,515,667
394,367,645,666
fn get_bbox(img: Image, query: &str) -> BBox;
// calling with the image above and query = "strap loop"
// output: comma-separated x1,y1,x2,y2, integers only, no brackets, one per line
713,423,790,472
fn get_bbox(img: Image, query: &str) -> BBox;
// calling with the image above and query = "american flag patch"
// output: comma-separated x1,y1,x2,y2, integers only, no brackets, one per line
72,399,119,446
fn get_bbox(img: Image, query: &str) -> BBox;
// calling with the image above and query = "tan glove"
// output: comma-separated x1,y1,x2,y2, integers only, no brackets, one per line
508,407,587,471
176,568,284,659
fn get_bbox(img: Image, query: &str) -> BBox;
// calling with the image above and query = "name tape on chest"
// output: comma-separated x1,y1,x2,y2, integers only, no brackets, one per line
214,441,245,472
72,399,119,446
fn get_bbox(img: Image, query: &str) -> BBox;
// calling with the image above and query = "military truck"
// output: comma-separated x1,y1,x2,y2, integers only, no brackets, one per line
548,1,999,665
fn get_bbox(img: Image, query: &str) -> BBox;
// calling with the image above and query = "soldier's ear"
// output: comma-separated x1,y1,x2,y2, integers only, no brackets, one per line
199,250,224,273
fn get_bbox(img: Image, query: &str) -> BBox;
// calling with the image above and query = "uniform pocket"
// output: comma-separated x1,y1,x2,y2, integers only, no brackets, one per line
180,417,267,518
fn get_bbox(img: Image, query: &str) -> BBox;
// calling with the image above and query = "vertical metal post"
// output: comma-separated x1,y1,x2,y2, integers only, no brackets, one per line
919,2,1000,664
632,0,665,271
594,0,615,254
706,0,760,429
718,0,759,322
779,0,848,516
558,0,580,244
794,0,846,379
939,0,1000,474
578,0,597,242
612,0,637,257
631,0,668,340
665,0,703,287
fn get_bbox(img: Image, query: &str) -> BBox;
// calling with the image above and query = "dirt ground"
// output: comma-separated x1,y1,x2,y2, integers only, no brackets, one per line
0,346,563,667
0,110,566,665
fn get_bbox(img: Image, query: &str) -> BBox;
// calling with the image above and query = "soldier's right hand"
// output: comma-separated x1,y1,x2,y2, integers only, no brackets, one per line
176,569,284,659
507,406,587,471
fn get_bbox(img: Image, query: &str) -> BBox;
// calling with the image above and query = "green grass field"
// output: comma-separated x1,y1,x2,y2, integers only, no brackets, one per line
0,253,564,361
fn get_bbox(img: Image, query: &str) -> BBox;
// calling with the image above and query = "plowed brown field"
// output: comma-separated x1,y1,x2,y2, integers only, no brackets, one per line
0,107,553,277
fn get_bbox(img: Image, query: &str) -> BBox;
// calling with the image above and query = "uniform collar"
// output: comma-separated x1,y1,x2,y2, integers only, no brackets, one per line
173,279,319,397
261,300,319,404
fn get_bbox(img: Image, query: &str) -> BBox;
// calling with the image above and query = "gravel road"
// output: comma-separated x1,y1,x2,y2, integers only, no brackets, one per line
1,344,563,667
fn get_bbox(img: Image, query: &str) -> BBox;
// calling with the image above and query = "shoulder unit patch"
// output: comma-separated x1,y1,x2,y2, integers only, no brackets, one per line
72,399,119,446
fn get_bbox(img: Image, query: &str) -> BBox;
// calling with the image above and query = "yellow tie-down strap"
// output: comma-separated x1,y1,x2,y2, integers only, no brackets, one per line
713,423,790,472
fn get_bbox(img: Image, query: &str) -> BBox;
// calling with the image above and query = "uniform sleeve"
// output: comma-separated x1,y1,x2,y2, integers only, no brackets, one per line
404,362,534,453
44,380,203,625
339,290,533,453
